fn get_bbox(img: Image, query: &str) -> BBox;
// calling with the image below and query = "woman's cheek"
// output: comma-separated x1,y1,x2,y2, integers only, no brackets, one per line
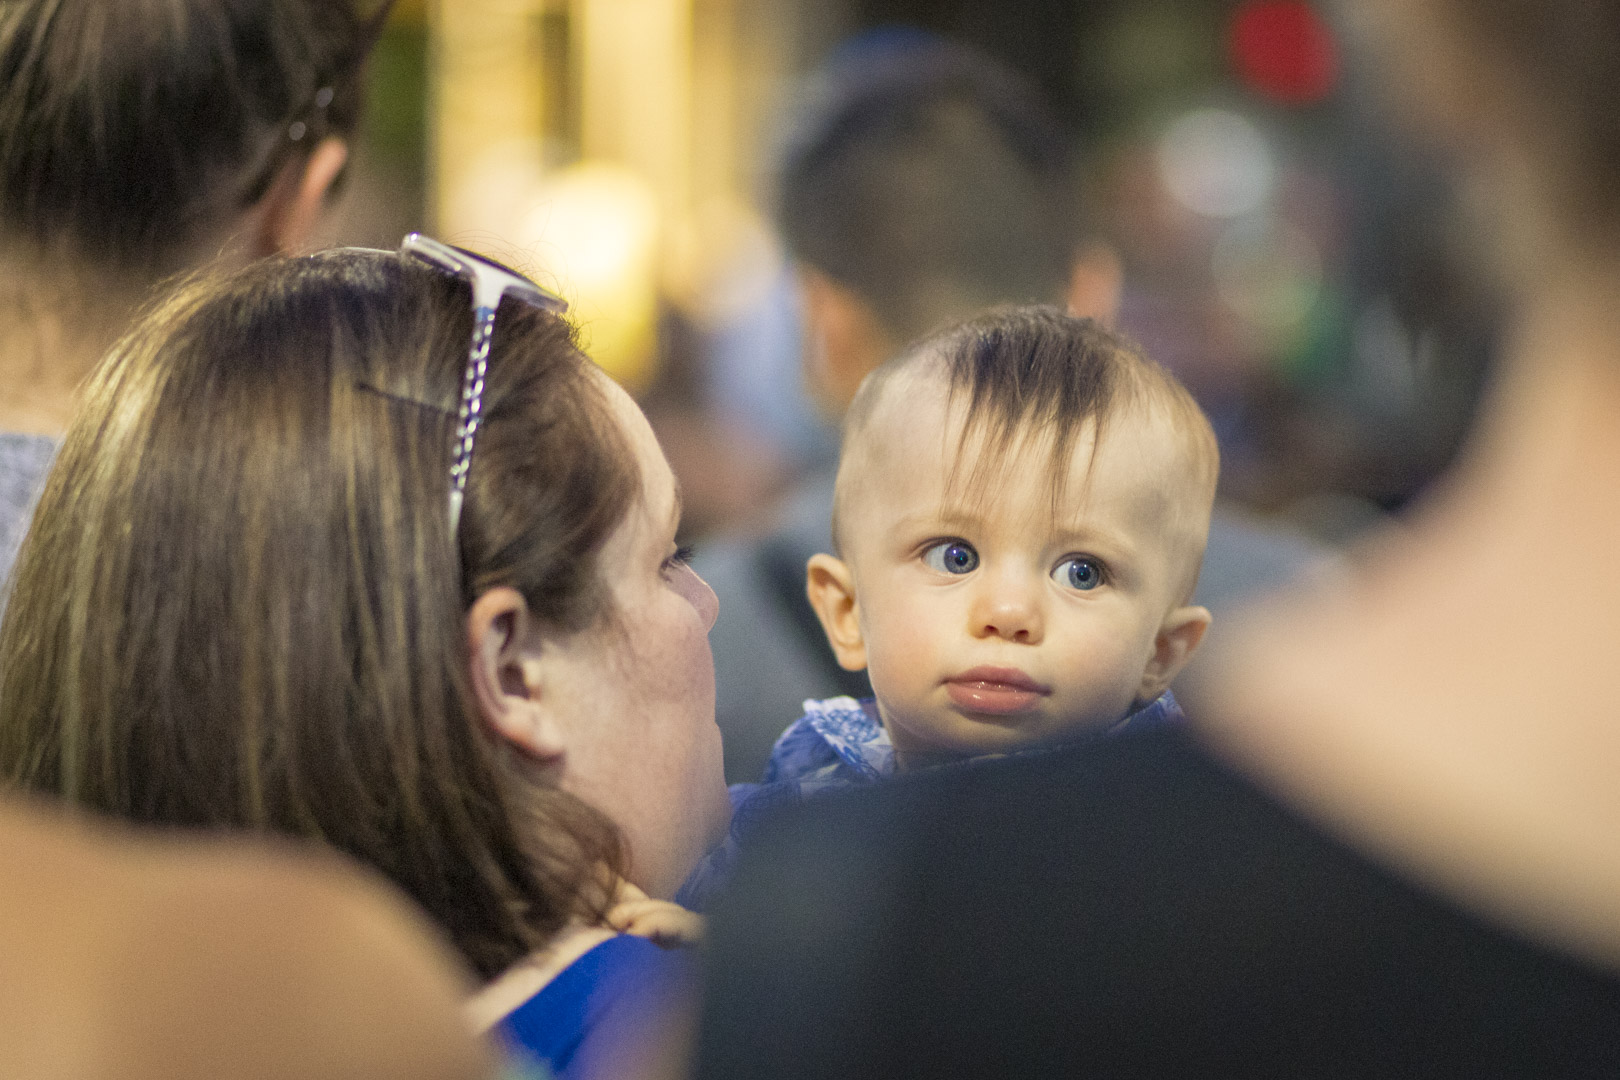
636,589,714,703
668,592,722,775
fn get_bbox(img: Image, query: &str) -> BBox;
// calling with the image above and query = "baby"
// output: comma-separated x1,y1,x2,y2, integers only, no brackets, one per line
676,306,1218,908
768,305,1218,785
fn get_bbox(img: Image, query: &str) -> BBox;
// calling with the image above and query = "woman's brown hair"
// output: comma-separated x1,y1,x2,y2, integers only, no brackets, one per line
0,250,639,980
0,0,380,273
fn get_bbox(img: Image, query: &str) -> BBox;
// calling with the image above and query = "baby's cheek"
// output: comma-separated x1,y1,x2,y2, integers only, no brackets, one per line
863,607,941,699
1075,623,1159,711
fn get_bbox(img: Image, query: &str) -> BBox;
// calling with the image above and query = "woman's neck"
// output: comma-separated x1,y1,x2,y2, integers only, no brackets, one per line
1203,261,1620,970
0,260,140,436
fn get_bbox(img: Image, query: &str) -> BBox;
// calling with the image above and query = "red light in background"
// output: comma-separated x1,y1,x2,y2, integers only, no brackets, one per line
1229,1,1339,106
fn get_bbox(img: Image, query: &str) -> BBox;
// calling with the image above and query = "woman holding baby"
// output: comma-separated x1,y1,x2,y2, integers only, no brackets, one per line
0,240,728,1079
0,2,725,1075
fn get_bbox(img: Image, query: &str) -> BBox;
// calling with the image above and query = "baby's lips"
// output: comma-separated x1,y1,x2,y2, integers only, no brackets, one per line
945,665,1051,694
944,666,1051,715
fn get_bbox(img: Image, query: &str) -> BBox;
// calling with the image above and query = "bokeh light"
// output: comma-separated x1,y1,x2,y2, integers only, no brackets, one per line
517,161,663,389
1228,1,1338,105
1158,107,1276,219
1212,217,1323,347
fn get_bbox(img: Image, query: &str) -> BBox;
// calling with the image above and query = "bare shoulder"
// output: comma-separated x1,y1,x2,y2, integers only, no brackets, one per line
0,800,495,1080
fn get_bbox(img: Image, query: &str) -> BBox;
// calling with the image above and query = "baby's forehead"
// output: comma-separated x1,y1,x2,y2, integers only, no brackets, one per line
849,405,1188,563
834,315,1217,594
850,367,1185,497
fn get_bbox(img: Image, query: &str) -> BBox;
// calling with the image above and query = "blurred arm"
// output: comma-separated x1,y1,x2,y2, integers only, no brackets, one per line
0,799,498,1080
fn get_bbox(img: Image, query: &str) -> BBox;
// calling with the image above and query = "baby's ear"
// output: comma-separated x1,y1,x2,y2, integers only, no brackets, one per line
806,554,867,671
1136,605,1213,703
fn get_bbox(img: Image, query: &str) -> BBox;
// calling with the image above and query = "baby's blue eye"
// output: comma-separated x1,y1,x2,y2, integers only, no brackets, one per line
923,540,979,575
1054,556,1104,591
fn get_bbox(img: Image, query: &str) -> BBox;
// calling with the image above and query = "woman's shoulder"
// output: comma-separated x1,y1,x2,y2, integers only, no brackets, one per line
553,933,692,994
501,935,695,1080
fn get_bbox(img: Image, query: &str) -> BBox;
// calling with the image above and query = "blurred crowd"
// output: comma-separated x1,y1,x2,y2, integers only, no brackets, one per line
329,0,1498,550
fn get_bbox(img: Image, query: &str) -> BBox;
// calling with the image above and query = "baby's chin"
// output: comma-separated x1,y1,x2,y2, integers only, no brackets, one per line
881,701,1121,764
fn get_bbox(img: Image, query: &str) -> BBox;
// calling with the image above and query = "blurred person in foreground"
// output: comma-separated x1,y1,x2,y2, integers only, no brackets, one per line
0,0,386,585
0,798,494,1080
0,243,727,1080
692,1,1620,1074
696,32,1333,784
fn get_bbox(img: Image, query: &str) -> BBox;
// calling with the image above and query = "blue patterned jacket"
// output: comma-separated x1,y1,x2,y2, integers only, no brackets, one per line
676,691,1183,910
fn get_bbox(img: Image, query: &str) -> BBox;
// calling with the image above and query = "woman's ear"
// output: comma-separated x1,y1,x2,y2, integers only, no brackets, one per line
1136,605,1213,703
806,553,867,672
465,586,566,762
252,137,350,257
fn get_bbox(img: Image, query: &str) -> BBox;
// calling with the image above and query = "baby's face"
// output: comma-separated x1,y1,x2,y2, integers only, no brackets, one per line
834,375,1201,762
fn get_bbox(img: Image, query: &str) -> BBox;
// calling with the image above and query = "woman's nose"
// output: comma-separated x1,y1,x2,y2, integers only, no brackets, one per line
968,574,1044,644
689,566,720,630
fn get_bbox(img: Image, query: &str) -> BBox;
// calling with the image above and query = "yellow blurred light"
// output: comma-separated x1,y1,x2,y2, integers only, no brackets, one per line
664,197,783,329
517,162,663,390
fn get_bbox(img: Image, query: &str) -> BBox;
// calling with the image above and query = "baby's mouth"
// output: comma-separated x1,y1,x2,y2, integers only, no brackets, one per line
943,666,1051,715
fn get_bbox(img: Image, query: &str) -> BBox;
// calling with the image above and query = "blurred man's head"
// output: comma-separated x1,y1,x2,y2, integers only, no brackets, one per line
777,30,1120,415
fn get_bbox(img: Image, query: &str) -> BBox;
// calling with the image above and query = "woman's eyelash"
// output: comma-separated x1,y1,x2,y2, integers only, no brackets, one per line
667,545,695,568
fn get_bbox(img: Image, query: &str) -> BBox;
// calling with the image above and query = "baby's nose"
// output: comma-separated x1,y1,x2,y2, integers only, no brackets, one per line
970,580,1044,644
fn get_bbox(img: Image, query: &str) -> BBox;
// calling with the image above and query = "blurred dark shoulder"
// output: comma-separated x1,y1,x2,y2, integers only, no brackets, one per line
696,728,1620,1079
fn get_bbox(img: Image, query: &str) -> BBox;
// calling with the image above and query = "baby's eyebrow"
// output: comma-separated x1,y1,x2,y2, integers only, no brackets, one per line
894,507,986,534
1047,522,1133,553
892,503,1141,557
